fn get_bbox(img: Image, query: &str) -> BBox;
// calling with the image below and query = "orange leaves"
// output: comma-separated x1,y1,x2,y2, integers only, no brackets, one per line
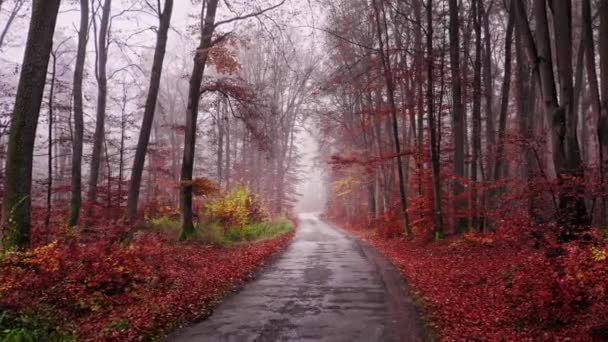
181,177,219,197
207,34,241,75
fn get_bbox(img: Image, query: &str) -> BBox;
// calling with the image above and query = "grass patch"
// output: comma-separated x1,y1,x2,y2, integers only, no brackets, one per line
225,217,294,243
148,216,294,246
0,309,75,342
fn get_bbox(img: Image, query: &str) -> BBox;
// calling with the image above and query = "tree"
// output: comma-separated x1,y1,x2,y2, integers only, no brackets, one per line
514,0,589,238
125,0,174,220
179,0,286,238
68,0,89,227
0,0,61,250
371,0,411,236
448,0,467,233
87,0,112,221
179,0,220,239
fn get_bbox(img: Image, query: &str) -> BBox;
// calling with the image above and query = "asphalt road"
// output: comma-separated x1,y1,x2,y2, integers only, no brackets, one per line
167,213,427,342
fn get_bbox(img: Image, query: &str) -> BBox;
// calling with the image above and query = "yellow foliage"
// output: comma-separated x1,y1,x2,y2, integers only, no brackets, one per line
332,176,362,198
591,247,607,262
205,184,262,228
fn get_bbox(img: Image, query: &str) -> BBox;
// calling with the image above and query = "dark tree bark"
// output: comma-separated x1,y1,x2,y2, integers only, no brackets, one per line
471,0,483,231
427,0,443,238
514,0,589,236
45,48,58,229
87,0,112,221
180,0,219,239
493,5,514,183
448,0,467,233
549,0,589,233
598,0,608,225
1,0,61,250
482,0,495,177
125,0,174,220
68,0,89,227
372,0,411,235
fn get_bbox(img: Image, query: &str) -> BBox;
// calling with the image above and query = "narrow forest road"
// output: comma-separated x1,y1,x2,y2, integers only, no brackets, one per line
167,214,428,342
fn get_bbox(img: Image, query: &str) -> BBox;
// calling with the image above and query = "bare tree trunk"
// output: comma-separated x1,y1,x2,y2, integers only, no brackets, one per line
1,0,61,250
179,0,219,239
125,0,174,220
68,0,89,227
372,0,411,235
493,4,514,188
514,0,589,236
87,0,112,221
225,109,231,187
471,0,482,231
427,0,443,239
598,0,608,226
448,0,467,233
217,104,224,185
482,0,495,176
412,0,424,199
0,0,25,51
549,0,589,234
45,48,57,229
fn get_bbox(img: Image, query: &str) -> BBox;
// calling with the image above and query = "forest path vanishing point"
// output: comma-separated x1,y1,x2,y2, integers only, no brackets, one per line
167,213,428,342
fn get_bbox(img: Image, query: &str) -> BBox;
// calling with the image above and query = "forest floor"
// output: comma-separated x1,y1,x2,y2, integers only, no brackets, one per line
167,213,428,342
335,219,608,341
0,223,294,341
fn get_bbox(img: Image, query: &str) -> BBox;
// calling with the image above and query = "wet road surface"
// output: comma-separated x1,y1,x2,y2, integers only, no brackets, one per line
167,214,427,342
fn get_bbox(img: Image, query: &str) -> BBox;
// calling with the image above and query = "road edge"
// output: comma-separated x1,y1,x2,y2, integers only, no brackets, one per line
329,221,436,342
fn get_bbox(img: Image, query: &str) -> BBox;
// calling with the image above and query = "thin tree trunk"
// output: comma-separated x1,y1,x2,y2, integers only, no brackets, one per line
87,0,112,221
0,0,24,51
427,0,443,239
68,0,89,227
598,0,608,226
482,0,495,177
45,49,57,229
1,0,61,250
180,0,219,239
471,0,482,231
448,0,467,233
125,0,174,220
492,3,515,184
372,0,411,235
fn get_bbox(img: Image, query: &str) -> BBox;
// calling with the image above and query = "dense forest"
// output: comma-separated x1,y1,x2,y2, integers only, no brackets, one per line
0,0,606,340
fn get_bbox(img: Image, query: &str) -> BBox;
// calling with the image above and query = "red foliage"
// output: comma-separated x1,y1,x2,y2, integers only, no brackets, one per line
335,218,608,341
0,227,293,341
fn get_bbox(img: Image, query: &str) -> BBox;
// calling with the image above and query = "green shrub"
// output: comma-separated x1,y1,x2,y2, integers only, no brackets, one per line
0,309,74,342
149,216,182,240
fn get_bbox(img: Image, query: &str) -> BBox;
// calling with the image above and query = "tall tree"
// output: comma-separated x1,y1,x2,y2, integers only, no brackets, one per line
427,0,443,238
68,0,89,227
180,0,220,239
448,0,467,232
0,0,61,250
87,0,112,220
514,0,589,237
598,0,608,225
471,0,483,231
371,0,411,235
125,0,174,220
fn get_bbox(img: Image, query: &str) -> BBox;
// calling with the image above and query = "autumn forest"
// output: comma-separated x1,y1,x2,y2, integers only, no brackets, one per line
0,0,607,341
